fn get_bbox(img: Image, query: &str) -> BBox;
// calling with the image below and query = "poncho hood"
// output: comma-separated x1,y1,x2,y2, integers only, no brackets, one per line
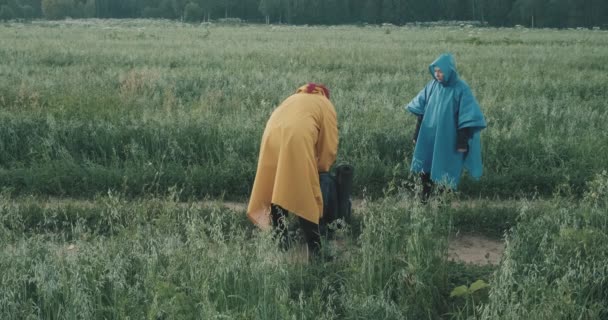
429,53,459,86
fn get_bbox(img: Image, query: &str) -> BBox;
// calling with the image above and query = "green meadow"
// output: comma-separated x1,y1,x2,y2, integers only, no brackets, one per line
1,20,607,319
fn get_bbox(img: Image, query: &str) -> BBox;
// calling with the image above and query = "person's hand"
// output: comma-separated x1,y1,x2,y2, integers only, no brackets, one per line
457,148,467,153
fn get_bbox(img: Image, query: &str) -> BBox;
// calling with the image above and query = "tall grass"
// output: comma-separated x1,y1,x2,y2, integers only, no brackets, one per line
1,21,607,198
478,172,608,319
0,189,464,319
3,177,607,318
1,20,608,319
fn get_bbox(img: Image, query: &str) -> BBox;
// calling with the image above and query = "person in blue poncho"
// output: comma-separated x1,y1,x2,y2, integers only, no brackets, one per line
405,53,486,202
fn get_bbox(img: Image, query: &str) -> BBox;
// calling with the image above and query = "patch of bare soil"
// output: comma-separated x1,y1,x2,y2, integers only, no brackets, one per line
448,233,504,265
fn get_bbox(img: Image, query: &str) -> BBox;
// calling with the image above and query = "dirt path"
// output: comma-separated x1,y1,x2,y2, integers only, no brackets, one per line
216,200,506,265
448,233,504,265
24,198,508,265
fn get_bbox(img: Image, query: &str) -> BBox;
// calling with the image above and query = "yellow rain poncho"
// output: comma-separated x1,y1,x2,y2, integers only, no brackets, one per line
247,84,338,230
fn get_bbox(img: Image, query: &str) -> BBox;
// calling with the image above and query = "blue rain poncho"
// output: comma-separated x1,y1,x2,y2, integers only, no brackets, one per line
406,53,486,188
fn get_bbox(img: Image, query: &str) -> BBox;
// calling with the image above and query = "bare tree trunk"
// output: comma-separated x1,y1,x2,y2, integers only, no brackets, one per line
286,0,292,24
472,0,476,21
531,14,534,28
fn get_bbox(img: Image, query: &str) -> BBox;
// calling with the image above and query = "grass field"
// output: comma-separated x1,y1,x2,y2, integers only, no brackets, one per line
1,19,607,198
1,20,607,319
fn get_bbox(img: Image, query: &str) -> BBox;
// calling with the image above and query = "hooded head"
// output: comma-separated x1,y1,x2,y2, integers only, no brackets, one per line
429,53,459,86
296,83,330,100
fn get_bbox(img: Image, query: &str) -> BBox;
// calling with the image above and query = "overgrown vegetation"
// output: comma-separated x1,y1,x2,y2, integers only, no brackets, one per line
1,22,607,199
2,175,606,318
480,171,608,319
0,191,456,319
1,22,607,319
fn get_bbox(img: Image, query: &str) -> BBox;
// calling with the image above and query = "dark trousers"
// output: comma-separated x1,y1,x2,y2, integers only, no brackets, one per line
420,172,433,204
271,204,321,254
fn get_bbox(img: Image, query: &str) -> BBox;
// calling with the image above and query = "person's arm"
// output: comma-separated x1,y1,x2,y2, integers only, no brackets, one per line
317,103,338,172
456,83,486,152
405,84,430,116
413,115,422,144
457,84,486,130
456,127,471,152
408,82,436,144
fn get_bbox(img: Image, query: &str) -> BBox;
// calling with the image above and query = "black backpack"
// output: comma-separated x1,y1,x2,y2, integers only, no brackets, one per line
319,164,354,230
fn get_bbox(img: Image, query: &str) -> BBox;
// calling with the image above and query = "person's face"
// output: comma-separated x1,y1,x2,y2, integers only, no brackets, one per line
434,67,444,82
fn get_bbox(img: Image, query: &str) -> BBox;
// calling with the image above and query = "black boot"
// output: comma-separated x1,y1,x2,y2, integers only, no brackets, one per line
299,217,321,257
420,172,433,204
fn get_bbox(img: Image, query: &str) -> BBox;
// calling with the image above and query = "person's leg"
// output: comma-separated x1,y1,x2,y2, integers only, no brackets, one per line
271,204,288,250
298,217,321,256
421,172,433,204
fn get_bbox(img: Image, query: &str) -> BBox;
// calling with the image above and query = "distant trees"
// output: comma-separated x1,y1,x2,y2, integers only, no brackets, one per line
0,0,37,19
41,0,73,19
0,4,16,20
509,0,607,27
258,0,282,24
0,0,606,28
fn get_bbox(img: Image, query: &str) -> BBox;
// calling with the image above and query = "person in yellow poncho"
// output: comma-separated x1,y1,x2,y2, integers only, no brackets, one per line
247,83,338,254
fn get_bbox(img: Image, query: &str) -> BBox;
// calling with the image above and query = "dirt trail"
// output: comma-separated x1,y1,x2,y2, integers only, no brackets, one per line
29,198,508,265
217,201,506,265
448,233,504,265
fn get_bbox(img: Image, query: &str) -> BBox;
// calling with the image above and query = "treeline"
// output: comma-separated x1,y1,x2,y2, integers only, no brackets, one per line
0,0,607,28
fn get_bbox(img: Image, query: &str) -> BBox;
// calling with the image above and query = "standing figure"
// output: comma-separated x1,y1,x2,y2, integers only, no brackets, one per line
248,83,338,254
405,53,486,201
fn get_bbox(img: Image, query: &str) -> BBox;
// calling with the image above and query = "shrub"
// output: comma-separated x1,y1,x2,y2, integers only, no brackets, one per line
183,2,203,22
